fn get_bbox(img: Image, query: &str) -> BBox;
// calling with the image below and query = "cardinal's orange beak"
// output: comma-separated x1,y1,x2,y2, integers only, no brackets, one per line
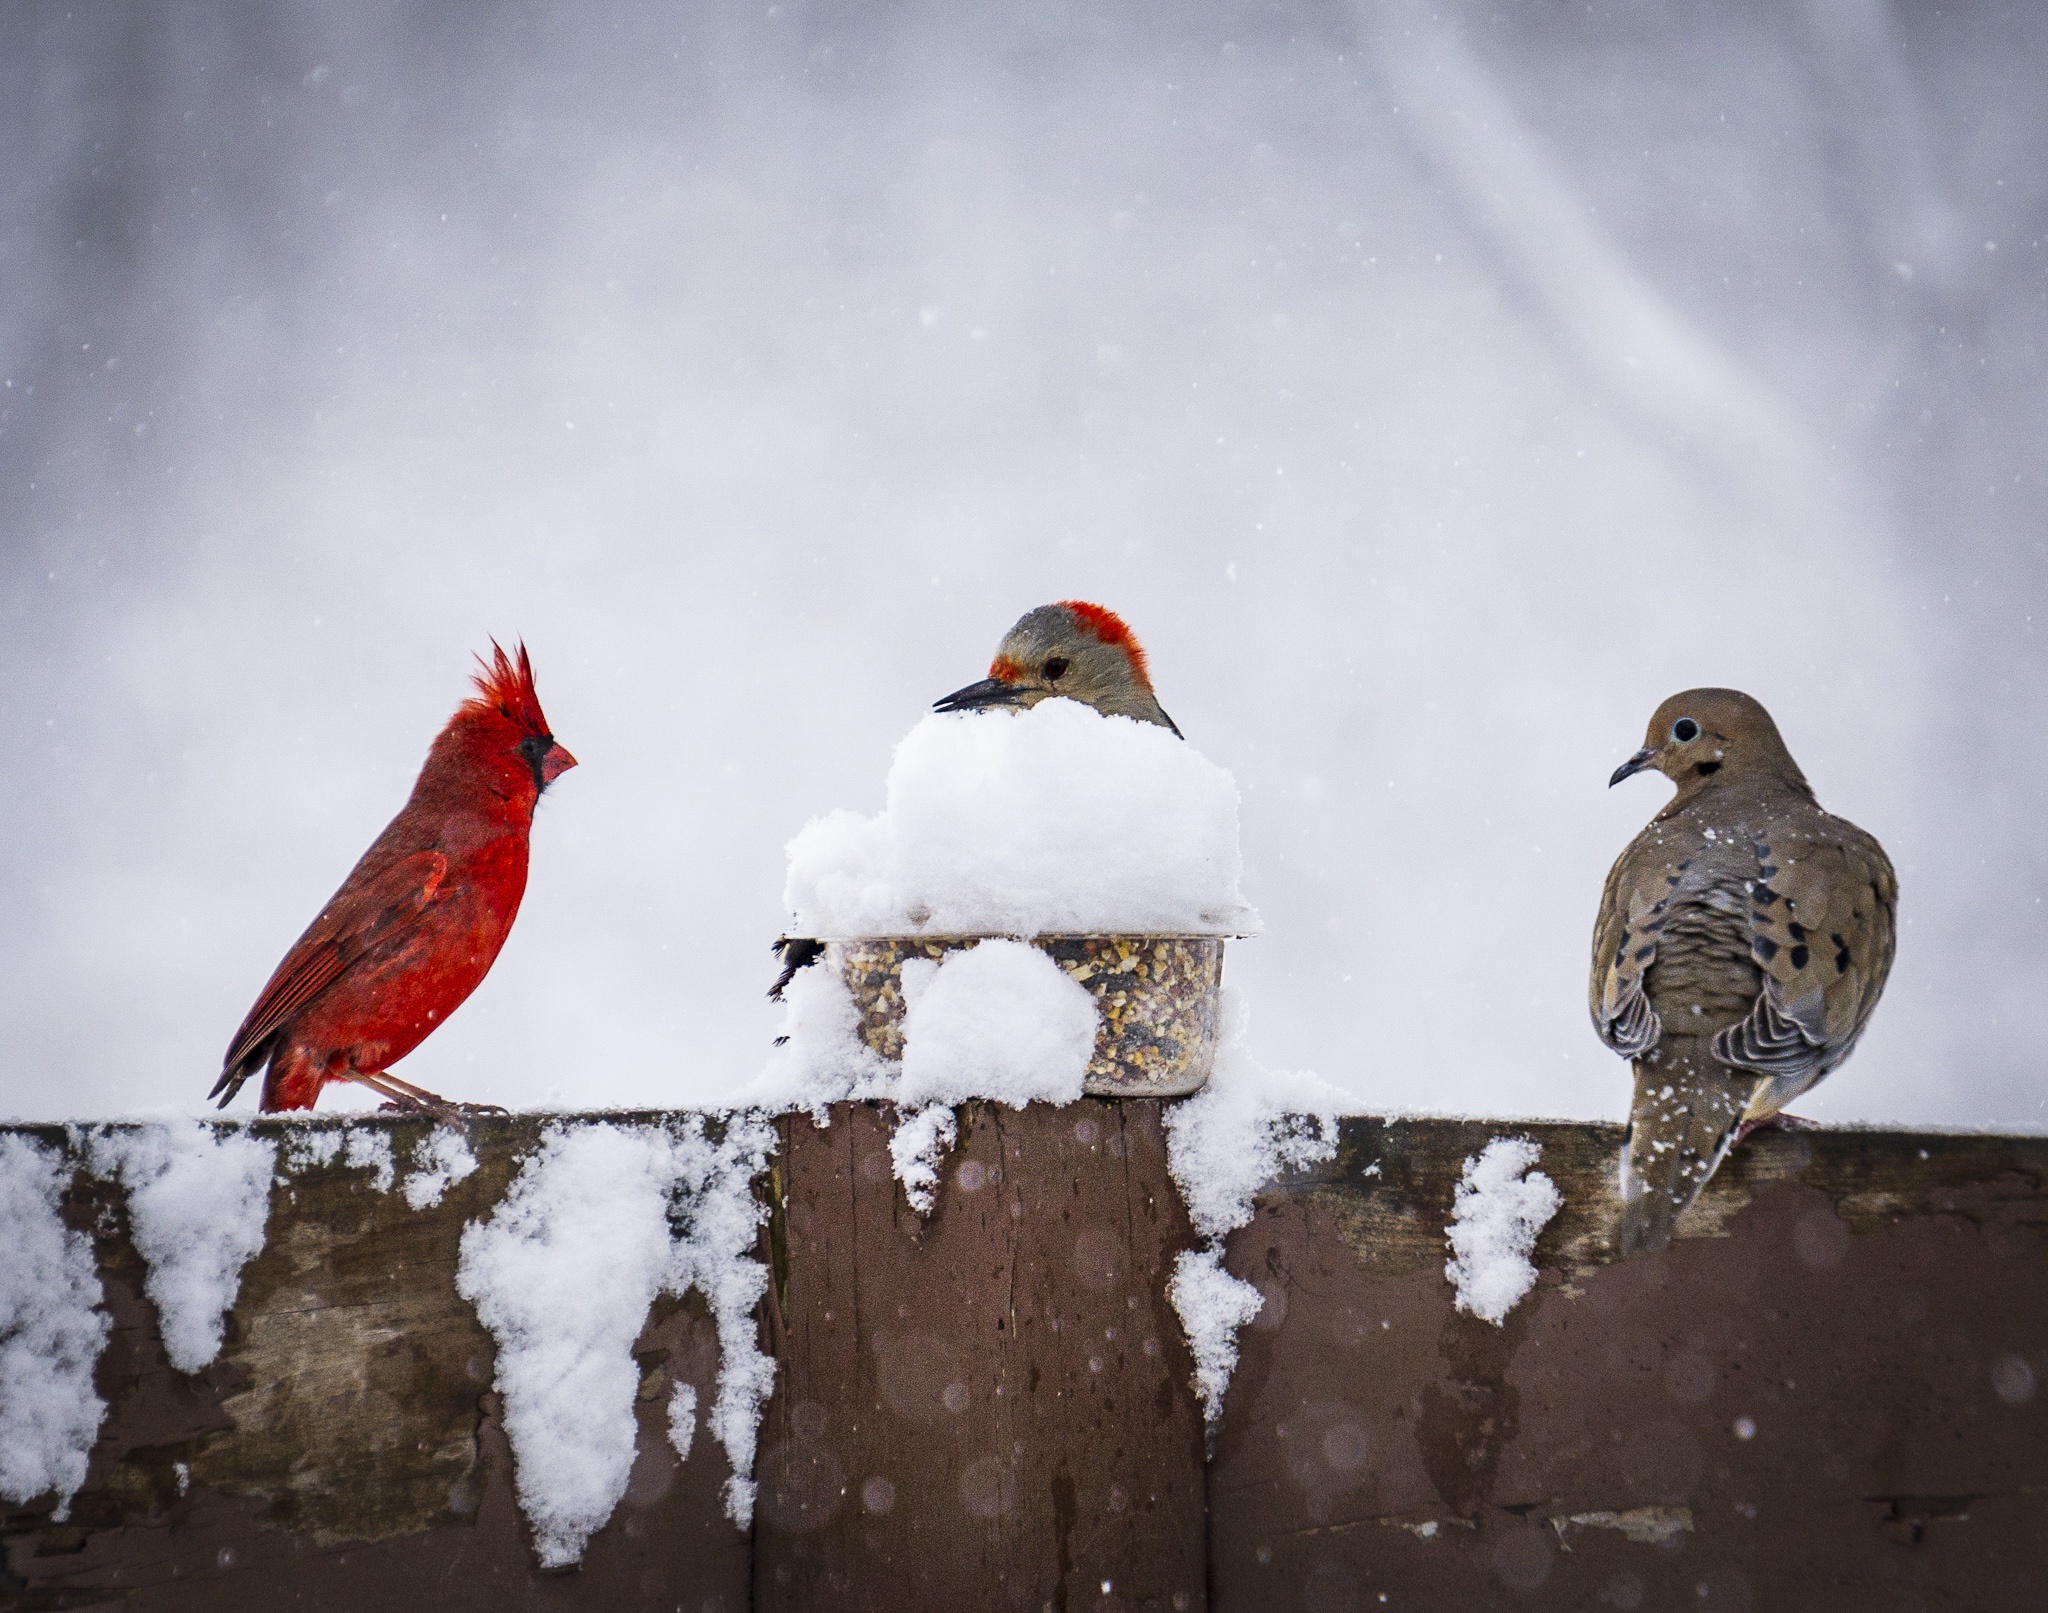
540,744,578,786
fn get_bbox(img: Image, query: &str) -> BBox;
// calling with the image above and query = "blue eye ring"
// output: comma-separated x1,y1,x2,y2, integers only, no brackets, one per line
1671,717,1701,743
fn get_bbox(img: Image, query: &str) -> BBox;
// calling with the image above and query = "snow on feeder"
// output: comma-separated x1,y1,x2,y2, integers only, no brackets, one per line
840,933,1225,1098
780,700,1255,1098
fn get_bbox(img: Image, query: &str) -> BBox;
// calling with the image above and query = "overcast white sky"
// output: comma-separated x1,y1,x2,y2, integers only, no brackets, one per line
3,0,2042,1128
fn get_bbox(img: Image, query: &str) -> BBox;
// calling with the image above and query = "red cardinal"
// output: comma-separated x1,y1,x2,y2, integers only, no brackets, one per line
213,643,577,1112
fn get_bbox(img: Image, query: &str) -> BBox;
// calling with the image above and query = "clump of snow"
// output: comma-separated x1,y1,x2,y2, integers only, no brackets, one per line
1168,1248,1265,1429
667,1380,698,1463
666,1117,779,1527
280,1125,345,1173
344,1128,396,1192
404,1126,478,1210
1163,992,1342,1430
1164,995,1343,1246
0,1136,110,1518
896,940,1098,1109
753,939,1098,1214
278,1123,393,1191
457,1116,774,1568
86,1121,276,1373
459,1126,675,1567
784,701,1257,937
886,942,1097,1209
1444,1137,1562,1325
750,950,895,1122
888,1104,958,1215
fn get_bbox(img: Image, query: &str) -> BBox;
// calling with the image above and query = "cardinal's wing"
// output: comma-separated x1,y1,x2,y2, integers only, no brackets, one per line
213,848,449,1102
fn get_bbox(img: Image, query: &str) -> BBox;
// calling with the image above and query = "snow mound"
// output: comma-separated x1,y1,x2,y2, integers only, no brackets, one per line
0,1136,110,1517
1163,992,1342,1429
405,1126,478,1210
1444,1137,1561,1325
457,1116,775,1568
784,701,1257,937
86,1121,275,1373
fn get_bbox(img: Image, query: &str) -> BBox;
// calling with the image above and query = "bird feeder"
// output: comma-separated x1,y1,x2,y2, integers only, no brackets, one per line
836,934,1227,1098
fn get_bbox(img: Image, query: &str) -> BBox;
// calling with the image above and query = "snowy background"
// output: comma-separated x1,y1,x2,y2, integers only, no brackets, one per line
2,1,2042,1128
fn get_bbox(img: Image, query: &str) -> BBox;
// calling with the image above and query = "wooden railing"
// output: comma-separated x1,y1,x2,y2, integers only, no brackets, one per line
4,1106,2043,1610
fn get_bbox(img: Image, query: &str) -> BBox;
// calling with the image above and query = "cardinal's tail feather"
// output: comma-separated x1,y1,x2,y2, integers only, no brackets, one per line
1618,1045,1752,1257
210,1033,277,1108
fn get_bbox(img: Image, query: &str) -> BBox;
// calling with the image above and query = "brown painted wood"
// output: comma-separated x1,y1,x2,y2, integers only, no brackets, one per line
6,1110,2046,1610
0,1114,749,1611
753,1099,1208,1613
1210,1119,2048,1612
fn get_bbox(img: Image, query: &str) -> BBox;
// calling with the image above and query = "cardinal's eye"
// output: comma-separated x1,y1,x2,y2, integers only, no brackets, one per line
1671,717,1700,743
1043,657,1069,681
518,735,549,760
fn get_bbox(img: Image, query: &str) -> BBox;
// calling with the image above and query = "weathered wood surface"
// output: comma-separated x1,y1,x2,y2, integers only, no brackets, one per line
1,1114,748,1611
1214,1119,2048,1612
3,1109,2045,1612
755,1100,1205,1613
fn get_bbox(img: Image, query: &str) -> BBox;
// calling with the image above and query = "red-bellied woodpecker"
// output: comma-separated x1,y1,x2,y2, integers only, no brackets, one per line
931,600,1181,736
770,601,1179,999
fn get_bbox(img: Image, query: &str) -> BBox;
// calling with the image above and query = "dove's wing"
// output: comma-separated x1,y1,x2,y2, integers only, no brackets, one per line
1714,813,1898,1114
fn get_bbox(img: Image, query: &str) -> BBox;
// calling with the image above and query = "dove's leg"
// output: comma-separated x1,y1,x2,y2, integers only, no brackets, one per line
1618,1039,1754,1257
1735,1110,1822,1143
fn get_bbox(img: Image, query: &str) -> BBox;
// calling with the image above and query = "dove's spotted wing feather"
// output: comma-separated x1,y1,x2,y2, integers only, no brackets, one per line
1715,818,1898,1114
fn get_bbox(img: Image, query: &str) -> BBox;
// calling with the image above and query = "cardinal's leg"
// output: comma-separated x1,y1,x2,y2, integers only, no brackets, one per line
353,1068,507,1119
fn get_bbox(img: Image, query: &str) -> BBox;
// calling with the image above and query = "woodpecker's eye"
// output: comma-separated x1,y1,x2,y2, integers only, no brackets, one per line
1671,718,1701,744
1043,657,1069,682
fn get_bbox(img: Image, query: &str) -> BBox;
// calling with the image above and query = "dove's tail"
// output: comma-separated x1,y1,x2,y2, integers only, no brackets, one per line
1618,1041,1753,1257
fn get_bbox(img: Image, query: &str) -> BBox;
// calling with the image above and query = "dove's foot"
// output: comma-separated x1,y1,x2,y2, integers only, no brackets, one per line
1736,1110,1821,1144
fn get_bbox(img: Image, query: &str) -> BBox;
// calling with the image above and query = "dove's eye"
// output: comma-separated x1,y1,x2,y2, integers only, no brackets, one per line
1670,718,1701,744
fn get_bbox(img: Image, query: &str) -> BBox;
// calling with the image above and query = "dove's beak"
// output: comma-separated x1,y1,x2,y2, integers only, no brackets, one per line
934,676,1026,715
1609,747,1658,788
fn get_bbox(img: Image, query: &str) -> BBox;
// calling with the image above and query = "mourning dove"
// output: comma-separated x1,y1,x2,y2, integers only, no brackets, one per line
1591,689,1896,1255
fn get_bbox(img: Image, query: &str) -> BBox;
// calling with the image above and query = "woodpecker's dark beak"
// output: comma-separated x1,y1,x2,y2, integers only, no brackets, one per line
1609,747,1657,788
934,676,1026,714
